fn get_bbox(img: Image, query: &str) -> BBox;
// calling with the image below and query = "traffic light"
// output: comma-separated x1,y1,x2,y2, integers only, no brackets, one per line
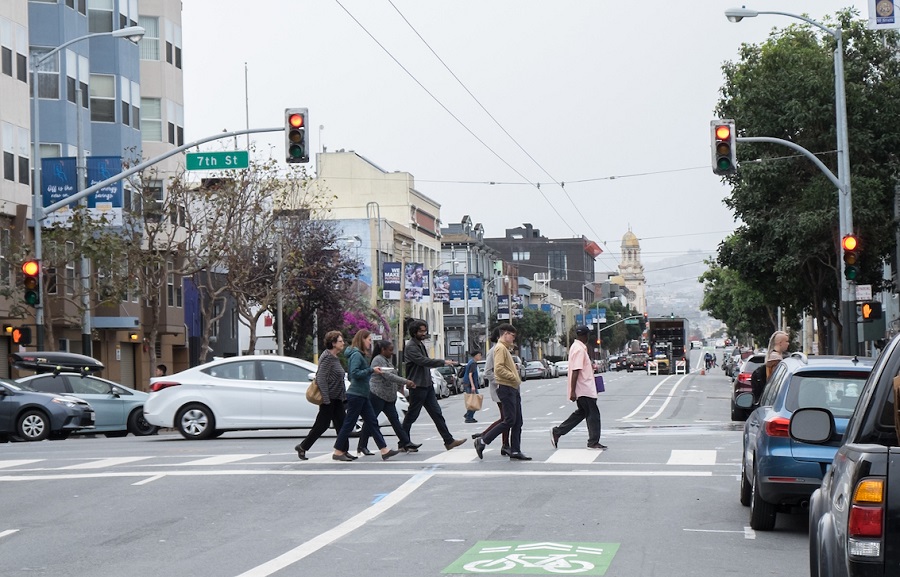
711,119,737,175
285,108,309,164
12,326,31,346
842,234,859,281
21,260,39,306
860,302,882,322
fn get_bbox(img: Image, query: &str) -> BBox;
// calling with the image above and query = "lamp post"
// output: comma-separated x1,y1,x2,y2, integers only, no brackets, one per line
30,26,145,350
725,8,855,353
593,295,627,350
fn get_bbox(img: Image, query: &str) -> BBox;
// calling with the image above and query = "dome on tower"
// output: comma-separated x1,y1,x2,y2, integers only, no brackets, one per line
622,229,639,248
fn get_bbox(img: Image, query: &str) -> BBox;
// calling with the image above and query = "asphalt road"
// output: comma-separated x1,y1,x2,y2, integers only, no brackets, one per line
0,349,808,576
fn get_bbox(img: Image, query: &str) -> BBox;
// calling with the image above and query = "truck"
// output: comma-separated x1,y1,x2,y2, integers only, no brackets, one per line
646,317,689,375
791,333,900,576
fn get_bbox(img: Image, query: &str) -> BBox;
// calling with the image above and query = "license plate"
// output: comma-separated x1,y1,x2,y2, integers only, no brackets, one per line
89,412,95,422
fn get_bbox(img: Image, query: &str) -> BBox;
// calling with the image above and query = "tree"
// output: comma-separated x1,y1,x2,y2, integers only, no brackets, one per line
714,10,900,352
511,308,556,357
699,258,778,346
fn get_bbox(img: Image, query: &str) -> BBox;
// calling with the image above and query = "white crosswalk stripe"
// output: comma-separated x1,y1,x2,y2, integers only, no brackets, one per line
178,454,263,466
57,457,153,470
545,449,602,464
0,460,43,469
666,450,717,465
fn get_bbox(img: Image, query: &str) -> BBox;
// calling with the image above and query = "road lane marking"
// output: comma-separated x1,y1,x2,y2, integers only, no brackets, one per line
233,468,438,577
0,460,43,469
619,376,674,420
744,527,756,539
545,450,602,464
178,454,263,466
0,529,19,540
132,474,166,486
667,450,717,465
425,449,480,463
57,457,152,470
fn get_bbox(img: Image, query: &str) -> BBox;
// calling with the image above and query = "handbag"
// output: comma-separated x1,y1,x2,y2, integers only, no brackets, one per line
594,375,605,393
464,392,484,411
306,379,323,405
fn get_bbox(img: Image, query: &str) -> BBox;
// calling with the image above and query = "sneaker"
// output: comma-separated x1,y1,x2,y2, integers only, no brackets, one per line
445,438,466,451
550,428,560,449
587,443,608,450
474,438,485,460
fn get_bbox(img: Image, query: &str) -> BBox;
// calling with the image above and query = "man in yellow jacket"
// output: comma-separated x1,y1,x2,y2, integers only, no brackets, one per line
474,323,531,460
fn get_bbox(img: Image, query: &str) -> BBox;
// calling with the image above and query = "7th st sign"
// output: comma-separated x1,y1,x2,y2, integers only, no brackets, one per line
186,150,249,171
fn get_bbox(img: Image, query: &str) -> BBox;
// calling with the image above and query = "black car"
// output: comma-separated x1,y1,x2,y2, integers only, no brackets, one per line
0,378,95,441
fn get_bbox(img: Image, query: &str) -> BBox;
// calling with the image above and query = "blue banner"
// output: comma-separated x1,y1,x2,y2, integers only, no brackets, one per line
42,157,77,224
41,156,123,226
383,262,401,300
497,295,510,320
86,156,123,226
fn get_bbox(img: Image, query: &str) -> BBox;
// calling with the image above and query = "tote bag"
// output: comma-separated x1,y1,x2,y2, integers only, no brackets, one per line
464,392,484,411
594,375,605,393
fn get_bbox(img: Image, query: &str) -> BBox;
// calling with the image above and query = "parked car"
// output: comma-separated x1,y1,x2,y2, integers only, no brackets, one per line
144,355,407,440
555,361,569,376
524,361,546,379
0,378,95,441
17,373,158,437
431,368,452,398
512,355,527,380
436,365,462,394
737,353,873,531
731,353,766,421
539,359,555,378
608,355,622,371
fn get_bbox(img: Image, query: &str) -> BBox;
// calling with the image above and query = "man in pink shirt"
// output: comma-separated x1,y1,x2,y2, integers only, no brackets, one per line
551,325,606,450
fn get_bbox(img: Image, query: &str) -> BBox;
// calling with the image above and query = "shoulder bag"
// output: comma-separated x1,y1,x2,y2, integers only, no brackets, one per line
306,378,323,405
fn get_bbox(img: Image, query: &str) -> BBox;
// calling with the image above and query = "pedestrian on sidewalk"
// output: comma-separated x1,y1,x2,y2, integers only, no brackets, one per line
357,340,421,454
402,320,467,451
462,349,482,423
550,325,606,450
295,330,349,461
473,329,510,455
474,323,530,460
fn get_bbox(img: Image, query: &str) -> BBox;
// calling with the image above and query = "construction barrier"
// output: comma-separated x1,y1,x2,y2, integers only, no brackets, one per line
675,360,686,375
647,361,659,375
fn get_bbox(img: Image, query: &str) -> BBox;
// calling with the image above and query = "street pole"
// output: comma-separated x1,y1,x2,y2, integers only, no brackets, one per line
76,86,91,356
463,248,469,361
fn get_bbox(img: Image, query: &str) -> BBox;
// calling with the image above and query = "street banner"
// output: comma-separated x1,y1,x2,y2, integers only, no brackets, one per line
497,295,510,320
869,0,900,29
86,156,123,226
383,262,401,300
449,275,465,306
433,269,451,303
404,262,430,303
41,156,123,226
41,157,77,226
512,295,524,319
467,277,483,307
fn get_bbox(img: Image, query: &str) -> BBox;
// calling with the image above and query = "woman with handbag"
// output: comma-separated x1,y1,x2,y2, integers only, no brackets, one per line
295,330,350,460
332,330,402,461
356,340,421,455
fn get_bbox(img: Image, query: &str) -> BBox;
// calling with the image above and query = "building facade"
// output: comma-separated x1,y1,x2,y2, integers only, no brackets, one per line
618,228,647,315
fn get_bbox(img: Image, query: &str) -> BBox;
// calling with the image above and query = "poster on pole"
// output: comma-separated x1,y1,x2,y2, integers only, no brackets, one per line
869,0,900,28
433,269,451,303
404,263,430,303
467,277,483,307
497,295,510,320
86,156,124,226
41,156,123,226
383,262,401,300
41,157,77,226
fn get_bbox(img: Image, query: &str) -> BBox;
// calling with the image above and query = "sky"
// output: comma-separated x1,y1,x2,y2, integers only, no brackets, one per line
181,0,872,272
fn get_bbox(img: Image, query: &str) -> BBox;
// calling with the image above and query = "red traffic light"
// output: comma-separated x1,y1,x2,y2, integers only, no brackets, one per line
842,234,858,251
22,260,39,276
715,125,731,140
288,113,304,129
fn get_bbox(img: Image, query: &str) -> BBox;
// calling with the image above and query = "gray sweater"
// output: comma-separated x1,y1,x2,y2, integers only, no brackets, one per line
369,354,408,402
316,349,346,405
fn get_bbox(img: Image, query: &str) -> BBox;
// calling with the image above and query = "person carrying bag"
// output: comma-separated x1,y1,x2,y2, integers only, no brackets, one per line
462,350,483,423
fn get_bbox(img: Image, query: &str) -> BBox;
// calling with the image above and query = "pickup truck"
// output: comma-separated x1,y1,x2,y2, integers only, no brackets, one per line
791,334,900,577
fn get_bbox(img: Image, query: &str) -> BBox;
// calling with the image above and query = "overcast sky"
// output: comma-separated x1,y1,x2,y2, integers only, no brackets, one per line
181,1,870,271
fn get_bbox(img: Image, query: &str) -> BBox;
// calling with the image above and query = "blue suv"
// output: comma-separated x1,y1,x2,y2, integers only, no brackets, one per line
737,353,873,530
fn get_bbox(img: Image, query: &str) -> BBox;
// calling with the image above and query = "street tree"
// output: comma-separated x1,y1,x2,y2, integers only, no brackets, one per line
699,257,779,345
512,307,556,357
714,10,900,352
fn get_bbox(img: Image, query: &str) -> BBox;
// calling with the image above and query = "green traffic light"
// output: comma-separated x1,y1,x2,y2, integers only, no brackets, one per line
717,158,732,170
24,291,39,306
845,266,859,281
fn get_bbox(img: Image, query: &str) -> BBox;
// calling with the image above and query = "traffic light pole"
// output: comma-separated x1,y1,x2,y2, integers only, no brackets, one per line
737,135,855,354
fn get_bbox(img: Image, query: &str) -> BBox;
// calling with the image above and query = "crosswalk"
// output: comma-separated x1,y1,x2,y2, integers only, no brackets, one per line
0,449,729,472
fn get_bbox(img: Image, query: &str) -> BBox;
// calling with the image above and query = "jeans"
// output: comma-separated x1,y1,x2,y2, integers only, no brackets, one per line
482,386,522,452
358,394,412,450
464,385,478,421
299,400,346,451
334,394,386,453
402,384,453,445
554,396,601,445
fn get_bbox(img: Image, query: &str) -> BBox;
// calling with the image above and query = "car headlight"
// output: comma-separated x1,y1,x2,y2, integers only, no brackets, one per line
52,397,79,408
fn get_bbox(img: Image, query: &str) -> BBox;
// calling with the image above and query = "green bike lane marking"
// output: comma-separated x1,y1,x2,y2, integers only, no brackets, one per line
443,541,620,575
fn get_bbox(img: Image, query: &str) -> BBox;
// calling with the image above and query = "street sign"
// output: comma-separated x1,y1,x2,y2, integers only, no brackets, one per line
856,284,872,301
186,151,249,170
624,319,640,325
450,340,463,346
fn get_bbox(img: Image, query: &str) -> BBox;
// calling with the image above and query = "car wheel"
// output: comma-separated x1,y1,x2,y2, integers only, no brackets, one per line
739,458,752,506
730,401,747,422
127,408,159,436
175,404,215,440
17,410,50,441
750,469,777,530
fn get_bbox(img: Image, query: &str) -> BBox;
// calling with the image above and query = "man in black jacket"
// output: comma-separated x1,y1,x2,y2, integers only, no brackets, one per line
402,320,466,450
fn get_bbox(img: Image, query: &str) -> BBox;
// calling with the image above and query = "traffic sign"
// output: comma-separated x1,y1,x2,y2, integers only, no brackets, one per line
856,284,872,301
624,319,640,325
186,151,249,171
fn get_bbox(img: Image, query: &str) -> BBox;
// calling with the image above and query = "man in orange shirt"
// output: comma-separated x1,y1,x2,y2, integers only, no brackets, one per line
551,326,605,450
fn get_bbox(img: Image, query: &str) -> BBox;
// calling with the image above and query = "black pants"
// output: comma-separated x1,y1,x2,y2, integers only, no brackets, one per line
554,396,601,445
299,400,346,451
358,394,412,450
483,386,522,452
402,384,453,445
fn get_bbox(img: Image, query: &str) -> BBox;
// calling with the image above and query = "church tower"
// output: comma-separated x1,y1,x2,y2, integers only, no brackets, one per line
618,228,647,315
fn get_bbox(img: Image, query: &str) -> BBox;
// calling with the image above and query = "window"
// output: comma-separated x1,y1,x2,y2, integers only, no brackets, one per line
87,0,113,33
46,267,58,295
259,361,305,382
512,251,530,261
1,19,11,77
174,25,182,69
0,227,10,287
64,52,87,107
1,49,10,77
548,250,568,280
65,241,75,296
143,179,163,221
138,16,159,60
2,122,13,182
17,126,29,185
140,98,162,141
166,260,182,307
89,74,115,122
16,24,27,82
202,360,256,381
130,81,140,128
120,76,130,126
31,48,59,99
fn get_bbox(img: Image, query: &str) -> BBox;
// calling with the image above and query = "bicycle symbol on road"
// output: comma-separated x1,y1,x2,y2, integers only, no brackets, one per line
444,541,619,575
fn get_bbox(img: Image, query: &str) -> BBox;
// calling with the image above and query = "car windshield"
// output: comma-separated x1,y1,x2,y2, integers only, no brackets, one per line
3,379,31,391
526,361,542,368
785,371,869,418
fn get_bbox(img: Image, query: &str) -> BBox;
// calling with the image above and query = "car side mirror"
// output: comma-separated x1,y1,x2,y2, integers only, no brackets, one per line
110,386,121,398
789,408,835,444
734,392,755,409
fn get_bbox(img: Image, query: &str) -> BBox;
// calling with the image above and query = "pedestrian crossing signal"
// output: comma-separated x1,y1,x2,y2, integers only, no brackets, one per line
859,301,882,322
12,326,31,346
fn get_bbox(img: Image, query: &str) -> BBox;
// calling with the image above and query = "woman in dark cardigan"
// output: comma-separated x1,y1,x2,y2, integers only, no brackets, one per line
295,330,351,460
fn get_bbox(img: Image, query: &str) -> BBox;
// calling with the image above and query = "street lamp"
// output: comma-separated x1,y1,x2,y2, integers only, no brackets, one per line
30,25,145,349
593,295,627,348
725,8,855,353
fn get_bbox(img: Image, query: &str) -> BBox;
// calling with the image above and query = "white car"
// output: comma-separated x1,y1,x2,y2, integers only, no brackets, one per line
555,361,569,376
144,355,408,440
431,368,451,399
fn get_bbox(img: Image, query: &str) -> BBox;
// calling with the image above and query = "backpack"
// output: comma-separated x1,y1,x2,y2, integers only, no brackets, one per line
750,364,768,401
